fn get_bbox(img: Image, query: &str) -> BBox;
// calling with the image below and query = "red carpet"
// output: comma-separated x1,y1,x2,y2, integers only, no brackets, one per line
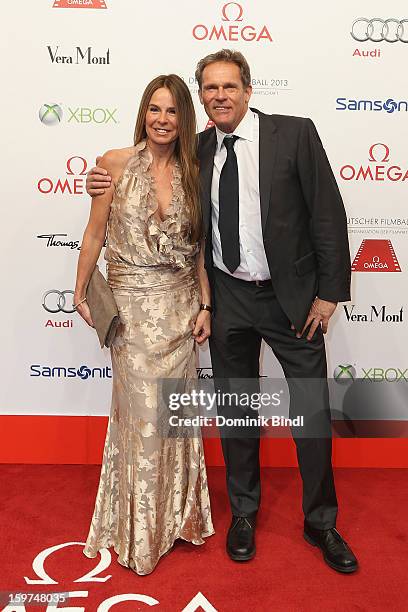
1,465,407,611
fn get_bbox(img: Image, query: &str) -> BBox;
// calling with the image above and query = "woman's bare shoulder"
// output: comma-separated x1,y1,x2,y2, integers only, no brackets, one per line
99,146,135,180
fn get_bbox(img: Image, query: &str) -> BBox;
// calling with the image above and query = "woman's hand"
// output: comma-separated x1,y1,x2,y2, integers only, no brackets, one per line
75,297,94,328
192,309,211,344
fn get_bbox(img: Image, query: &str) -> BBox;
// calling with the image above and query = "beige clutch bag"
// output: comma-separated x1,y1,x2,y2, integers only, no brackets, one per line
86,265,119,348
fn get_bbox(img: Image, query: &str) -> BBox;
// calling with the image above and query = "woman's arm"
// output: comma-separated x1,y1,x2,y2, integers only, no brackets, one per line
193,239,211,344
74,151,116,326
196,238,211,306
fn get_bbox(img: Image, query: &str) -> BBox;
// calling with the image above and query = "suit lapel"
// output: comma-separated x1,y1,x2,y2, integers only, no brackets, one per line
198,128,217,236
255,109,278,233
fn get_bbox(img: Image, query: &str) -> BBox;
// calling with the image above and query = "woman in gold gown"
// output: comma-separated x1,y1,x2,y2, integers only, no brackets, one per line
74,74,214,575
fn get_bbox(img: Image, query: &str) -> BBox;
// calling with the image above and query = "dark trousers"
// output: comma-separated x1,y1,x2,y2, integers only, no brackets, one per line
209,268,338,530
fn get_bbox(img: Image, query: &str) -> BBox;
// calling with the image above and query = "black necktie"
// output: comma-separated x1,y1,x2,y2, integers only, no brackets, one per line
218,135,240,273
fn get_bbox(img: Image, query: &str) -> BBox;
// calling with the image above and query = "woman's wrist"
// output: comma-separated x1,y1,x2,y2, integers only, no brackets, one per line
200,303,212,313
74,288,86,304
73,296,87,310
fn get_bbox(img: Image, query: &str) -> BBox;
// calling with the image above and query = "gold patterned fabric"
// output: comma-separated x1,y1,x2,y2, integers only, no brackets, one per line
83,141,214,575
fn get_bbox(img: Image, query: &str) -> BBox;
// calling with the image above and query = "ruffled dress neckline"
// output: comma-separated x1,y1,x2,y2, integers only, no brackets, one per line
115,139,194,268
139,140,182,229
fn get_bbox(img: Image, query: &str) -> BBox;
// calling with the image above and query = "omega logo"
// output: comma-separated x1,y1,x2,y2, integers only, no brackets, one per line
192,3,272,43
37,157,88,195
7,542,218,611
340,143,408,182
221,2,243,21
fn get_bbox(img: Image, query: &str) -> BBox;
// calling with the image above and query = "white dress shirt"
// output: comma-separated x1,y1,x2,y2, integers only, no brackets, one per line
211,109,270,281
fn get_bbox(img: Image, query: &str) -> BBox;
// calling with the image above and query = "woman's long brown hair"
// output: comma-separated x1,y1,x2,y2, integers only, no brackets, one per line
133,74,202,243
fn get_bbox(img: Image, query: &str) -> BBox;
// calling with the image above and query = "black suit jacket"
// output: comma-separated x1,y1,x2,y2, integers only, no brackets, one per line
197,108,351,331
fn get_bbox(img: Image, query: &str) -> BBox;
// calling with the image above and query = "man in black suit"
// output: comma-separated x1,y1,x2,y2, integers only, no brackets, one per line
195,49,357,573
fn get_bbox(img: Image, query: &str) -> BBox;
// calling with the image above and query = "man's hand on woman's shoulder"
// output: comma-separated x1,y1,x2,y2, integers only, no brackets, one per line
86,153,113,197
86,147,135,197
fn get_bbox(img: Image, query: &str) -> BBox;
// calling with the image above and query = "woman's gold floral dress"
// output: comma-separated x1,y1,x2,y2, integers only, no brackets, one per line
83,140,214,575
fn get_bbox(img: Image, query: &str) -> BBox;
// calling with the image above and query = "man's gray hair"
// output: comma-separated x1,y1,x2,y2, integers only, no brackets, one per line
195,49,251,89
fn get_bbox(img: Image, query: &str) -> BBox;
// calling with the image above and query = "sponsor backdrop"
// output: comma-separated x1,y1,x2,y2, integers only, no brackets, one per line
1,0,407,464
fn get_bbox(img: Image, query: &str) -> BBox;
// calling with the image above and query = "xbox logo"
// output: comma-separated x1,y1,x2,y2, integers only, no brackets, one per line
39,103,63,126
333,364,356,384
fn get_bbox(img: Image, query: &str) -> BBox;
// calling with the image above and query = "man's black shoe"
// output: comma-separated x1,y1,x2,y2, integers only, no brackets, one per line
226,516,256,561
304,523,358,573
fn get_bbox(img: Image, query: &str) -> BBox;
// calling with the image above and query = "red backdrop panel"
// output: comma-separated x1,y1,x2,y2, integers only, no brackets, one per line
1,416,407,467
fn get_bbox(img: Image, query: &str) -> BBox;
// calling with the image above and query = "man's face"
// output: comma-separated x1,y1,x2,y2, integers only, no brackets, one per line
198,61,252,133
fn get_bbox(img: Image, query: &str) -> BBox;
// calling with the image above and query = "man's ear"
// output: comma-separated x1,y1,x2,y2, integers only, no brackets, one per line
245,85,253,104
198,88,204,105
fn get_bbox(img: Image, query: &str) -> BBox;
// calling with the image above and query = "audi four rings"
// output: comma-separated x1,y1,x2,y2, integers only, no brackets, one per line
42,290,75,314
351,18,408,43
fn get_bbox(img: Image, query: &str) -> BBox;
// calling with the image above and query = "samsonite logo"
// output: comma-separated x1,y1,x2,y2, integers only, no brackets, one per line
30,364,112,379
39,103,118,126
335,97,407,113
192,2,273,42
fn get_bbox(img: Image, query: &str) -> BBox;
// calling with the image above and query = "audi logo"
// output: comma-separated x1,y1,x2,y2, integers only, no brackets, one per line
351,18,408,43
42,290,75,313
